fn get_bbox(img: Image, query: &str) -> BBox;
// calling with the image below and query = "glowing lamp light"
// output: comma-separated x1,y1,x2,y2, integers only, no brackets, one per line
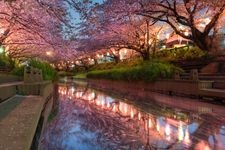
178,25,184,30
0,29,4,34
101,100,105,108
46,51,52,56
148,118,152,128
71,87,75,93
107,102,110,108
178,121,184,141
165,124,171,136
130,109,134,118
204,18,211,24
157,34,160,39
166,33,170,39
107,52,110,56
124,49,127,54
184,31,189,36
138,112,141,120
124,105,127,114
96,100,100,106
113,105,117,112
0,46,4,53
156,121,160,132
184,128,191,145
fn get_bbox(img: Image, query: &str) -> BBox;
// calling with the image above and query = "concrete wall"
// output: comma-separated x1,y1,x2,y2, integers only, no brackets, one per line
0,85,17,103
0,74,22,84
88,79,213,98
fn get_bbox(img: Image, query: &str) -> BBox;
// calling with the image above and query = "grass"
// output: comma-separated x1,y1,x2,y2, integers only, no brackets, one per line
87,61,183,82
89,58,142,71
74,73,87,79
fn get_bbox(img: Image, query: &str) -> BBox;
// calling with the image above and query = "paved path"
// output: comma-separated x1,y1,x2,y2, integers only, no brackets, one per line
0,95,44,150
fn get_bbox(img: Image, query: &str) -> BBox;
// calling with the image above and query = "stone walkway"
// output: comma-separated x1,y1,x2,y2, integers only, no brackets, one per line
0,95,44,150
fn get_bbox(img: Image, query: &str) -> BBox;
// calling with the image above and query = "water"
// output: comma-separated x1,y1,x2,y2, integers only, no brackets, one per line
40,80,225,150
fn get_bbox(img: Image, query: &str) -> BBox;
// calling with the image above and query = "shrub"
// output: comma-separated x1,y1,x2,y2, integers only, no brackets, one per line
0,54,15,71
12,59,58,81
12,65,24,77
29,59,57,81
58,71,74,77
89,58,143,71
87,61,182,82
156,46,207,61
74,73,87,79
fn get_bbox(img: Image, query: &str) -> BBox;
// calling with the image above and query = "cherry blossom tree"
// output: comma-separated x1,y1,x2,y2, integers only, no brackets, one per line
77,2,167,61
135,0,225,52
85,0,224,53
0,0,76,61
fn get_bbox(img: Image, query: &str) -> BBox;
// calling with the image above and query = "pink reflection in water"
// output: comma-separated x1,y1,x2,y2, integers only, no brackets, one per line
55,84,225,150
130,109,134,118
195,141,211,150
165,124,171,137
184,128,191,145
148,118,152,128
138,112,141,120
178,121,184,141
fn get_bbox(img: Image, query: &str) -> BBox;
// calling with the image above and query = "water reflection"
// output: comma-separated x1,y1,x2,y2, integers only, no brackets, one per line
41,82,225,150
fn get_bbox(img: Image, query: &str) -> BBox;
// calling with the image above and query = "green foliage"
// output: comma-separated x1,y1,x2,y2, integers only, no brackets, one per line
90,58,143,71
12,59,58,81
58,71,74,77
12,65,24,77
157,46,207,61
74,73,87,79
29,59,57,81
87,61,182,82
0,54,15,71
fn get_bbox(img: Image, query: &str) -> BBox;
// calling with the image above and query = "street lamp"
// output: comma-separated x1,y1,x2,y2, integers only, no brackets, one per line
46,51,52,56
166,33,170,39
0,46,4,54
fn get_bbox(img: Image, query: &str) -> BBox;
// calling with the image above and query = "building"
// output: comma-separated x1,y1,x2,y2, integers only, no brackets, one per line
166,33,192,48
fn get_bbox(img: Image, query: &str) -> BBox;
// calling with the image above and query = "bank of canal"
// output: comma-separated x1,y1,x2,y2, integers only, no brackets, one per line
40,80,225,150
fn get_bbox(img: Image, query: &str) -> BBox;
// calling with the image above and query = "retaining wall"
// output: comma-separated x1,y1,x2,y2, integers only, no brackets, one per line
87,79,216,98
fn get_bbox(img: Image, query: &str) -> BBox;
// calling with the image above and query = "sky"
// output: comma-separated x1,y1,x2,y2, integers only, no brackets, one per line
62,0,104,39
68,0,104,25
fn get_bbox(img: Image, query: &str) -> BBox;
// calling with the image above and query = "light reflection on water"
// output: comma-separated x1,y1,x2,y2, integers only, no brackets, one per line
40,82,225,150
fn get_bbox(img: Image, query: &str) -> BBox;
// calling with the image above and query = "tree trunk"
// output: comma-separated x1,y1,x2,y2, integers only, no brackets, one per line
191,28,211,51
113,55,120,63
141,51,150,61
193,37,210,51
94,59,98,65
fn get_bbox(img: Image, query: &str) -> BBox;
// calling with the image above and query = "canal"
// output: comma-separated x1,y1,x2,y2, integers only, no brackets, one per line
40,80,225,150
